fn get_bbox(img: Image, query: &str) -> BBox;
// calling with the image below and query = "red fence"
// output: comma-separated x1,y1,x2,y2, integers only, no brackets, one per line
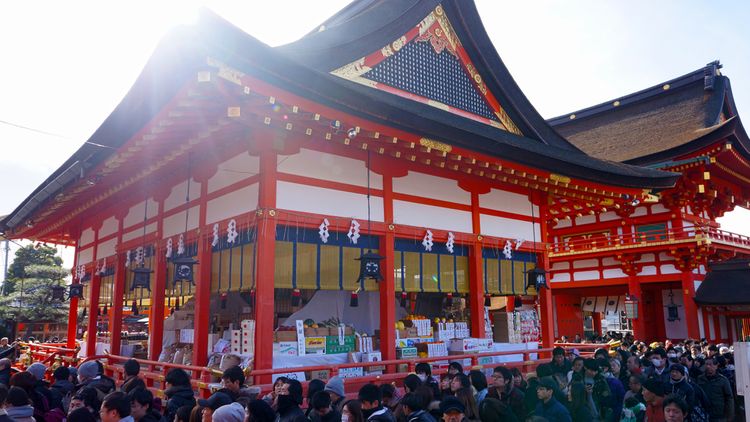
18,342,79,370
84,343,607,399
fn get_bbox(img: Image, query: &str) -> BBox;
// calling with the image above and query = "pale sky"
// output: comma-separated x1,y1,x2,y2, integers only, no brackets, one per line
1,1,749,270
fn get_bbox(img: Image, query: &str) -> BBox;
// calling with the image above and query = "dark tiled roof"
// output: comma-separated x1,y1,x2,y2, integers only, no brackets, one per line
695,259,750,305
549,62,734,163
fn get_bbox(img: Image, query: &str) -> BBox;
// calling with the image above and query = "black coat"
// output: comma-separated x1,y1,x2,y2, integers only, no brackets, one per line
276,405,308,422
165,385,196,422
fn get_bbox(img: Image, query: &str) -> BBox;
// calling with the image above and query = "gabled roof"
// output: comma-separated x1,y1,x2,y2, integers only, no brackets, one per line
695,259,750,305
277,0,582,151
549,61,750,165
0,4,679,236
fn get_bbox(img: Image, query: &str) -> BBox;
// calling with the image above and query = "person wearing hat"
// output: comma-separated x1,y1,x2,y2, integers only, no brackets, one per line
533,378,571,422
439,396,465,422
665,364,696,408
642,379,666,422
582,358,612,421
197,391,233,422
324,376,346,413
211,402,245,422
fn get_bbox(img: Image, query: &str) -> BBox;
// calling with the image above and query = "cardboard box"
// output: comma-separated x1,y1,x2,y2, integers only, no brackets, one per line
492,313,521,343
305,337,326,355
179,329,195,344
362,352,382,362
448,338,493,353
338,367,364,378
276,330,297,342
397,347,418,359
273,342,299,356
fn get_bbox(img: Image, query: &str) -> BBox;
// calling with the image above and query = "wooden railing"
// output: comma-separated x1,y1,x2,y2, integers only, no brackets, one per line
18,342,79,370
84,343,607,398
550,225,750,256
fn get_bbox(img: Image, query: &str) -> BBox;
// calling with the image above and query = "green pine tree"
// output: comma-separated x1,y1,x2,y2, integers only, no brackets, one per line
0,244,69,322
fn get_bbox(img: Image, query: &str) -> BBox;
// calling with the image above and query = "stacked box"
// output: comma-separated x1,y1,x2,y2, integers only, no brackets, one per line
396,347,418,359
273,342,298,356
448,338,493,353
241,320,255,355
357,336,374,353
492,313,521,343
231,330,242,355
325,336,355,355
179,329,195,344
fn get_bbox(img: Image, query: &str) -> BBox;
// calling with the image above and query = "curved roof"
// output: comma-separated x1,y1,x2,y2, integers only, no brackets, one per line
549,61,750,165
1,2,679,234
695,259,750,305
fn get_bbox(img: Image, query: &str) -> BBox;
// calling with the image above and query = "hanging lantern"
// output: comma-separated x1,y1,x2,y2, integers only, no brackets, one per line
131,300,139,315
665,290,681,322
400,291,408,307
355,250,384,283
172,256,198,286
291,289,301,307
624,295,639,319
131,266,153,291
220,293,228,309
484,294,492,307
82,308,87,318
102,305,108,316
69,284,85,300
350,290,359,307
514,295,523,309
446,292,453,307
526,267,548,290
50,285,67,302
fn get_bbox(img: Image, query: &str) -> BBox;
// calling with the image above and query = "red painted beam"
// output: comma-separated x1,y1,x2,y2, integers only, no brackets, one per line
192,178,213,367
86,273,101,357
109,254,126,356
469,192,485,339
149,197,167,361
379,173,396,362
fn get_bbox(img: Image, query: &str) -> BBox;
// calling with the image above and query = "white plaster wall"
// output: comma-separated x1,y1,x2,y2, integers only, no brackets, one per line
698,308,705,339
163,206,200,238
603,268,627,278
694,280,702,291
208,153,260,194
660,264,680,274
551,273,571,282
122,222,157,243
553,219,572,228
599,211,619,222
164,179,203,212
123,198,158,229
574,214,596,225
551,262,570,271
632,206,648,217
98,216,118,239
278,148,382,189
480,214,539,241
602,257,619,266
708,314,716,339
659,252,674,261
651,204,670,214
394,200,470,233
79,228,95,247
573,259,598,269
637,254,655,263
479,189,535,216
638,266,657,276
78,247,94,265
393,171,468,204
719,315,728,339
573,271,600,281
278,181,384,222
96,238,117,259
206,184,258,224
663,290,688,339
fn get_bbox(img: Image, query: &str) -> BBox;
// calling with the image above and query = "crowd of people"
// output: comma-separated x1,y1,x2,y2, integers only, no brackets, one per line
0,336,743,422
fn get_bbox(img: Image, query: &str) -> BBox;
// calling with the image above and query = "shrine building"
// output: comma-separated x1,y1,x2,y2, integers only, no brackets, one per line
548,61,750,343
2,0,714,374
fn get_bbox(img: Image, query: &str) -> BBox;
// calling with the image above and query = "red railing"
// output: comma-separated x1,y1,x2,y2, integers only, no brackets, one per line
86,343,607,398
550,225,750,256
18,342,79,370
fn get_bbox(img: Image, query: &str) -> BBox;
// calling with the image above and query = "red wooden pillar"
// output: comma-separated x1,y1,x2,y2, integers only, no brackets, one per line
537,195,555,348
192,173,214,367
680,270,700,339
254,149,278,381
469,192,485,338
86,272,101,357
149,196,168,361
627,275,646,339
109,252,126,356
67,241,80,349
379,173,396,362
592,313,603,336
